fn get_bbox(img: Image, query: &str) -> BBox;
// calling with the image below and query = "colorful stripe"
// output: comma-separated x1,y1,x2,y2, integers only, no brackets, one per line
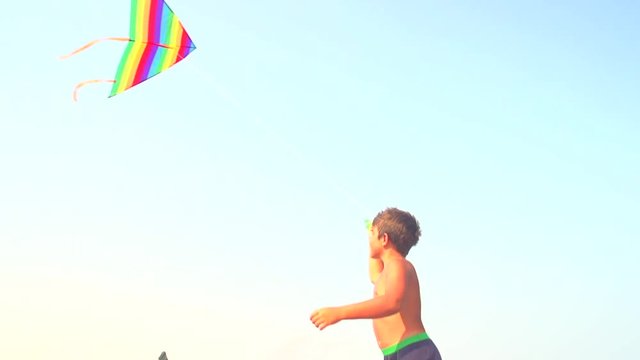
110,0,196,97
381,332,430,356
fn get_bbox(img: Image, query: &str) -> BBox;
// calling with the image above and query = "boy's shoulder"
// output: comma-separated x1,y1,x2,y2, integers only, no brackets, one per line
385,257,417,275
398,257,419,281
394,256,415,267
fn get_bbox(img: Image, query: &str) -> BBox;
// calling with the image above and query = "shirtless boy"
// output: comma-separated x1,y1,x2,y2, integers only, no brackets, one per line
310,207,441,360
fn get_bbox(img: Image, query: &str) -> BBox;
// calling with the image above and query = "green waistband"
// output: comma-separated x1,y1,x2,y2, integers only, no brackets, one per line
381,332,430,356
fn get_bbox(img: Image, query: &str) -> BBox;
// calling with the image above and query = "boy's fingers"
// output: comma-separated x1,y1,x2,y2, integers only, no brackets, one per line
310,309,331,330
310,311,319,322
311,316,325,329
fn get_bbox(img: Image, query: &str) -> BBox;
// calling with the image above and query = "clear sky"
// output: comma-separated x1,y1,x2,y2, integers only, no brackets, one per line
1,1,639,359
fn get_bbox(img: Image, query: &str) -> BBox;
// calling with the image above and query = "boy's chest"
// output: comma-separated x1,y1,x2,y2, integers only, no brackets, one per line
373,274,385,297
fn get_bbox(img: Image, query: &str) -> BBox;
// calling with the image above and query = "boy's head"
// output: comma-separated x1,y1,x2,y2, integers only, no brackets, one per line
371,207,422,257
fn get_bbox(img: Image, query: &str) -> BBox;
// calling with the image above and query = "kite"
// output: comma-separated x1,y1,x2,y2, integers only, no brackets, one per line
365,219,372,231
61,0,196,101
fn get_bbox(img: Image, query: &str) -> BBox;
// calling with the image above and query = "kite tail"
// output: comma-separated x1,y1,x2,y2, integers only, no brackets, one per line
59,37,131,60
73,79,116,102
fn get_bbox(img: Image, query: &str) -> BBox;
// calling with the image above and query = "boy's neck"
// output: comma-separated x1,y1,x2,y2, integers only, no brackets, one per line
379,249,405,264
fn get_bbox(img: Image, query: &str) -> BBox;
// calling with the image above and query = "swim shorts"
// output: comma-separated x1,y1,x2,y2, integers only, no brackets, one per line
382,333,442,360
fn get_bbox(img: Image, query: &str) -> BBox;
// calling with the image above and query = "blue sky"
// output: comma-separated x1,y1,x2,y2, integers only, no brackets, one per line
1,1,639,359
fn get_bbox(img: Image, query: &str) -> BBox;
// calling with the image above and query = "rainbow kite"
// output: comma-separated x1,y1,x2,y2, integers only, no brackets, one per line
62,0,196,101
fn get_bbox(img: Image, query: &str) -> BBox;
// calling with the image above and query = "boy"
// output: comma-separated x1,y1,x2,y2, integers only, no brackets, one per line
310,207,441,360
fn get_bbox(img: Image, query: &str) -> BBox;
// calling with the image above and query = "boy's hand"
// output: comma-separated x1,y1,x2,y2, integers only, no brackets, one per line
310,307,342,330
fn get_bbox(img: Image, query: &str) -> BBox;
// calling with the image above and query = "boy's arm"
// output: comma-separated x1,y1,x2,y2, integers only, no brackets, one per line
311,259,406,330
343,259,405,319
369,258,384,284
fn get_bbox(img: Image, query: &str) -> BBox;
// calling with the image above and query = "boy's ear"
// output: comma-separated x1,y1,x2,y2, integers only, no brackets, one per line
381,233,390,246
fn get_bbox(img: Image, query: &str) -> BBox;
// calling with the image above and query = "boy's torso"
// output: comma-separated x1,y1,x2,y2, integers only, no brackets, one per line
373,259,426,349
